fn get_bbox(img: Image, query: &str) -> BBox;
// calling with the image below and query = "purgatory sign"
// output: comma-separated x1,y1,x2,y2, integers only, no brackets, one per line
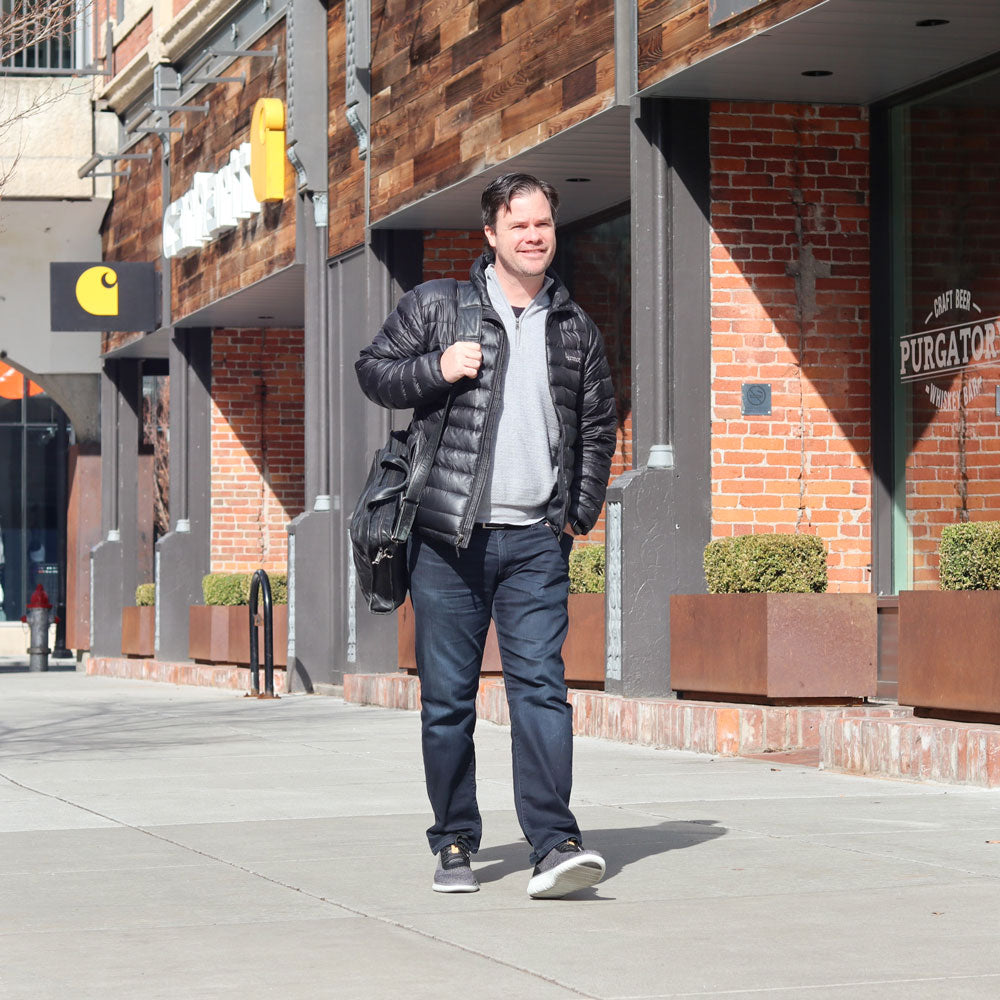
900,288,1000,409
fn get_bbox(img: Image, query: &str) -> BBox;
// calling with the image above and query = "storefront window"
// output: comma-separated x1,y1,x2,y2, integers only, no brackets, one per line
893,68,1000,590
0,375,68,627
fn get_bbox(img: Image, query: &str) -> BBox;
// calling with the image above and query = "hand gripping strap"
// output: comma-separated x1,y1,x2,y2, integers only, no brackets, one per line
392,281,482,543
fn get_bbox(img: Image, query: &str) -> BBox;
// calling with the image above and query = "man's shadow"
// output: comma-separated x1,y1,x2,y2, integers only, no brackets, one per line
471,819,727,898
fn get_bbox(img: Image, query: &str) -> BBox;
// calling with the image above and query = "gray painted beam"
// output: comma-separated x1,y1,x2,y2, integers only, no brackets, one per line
91,360,141,656
155,331,211,662
606,99,712,697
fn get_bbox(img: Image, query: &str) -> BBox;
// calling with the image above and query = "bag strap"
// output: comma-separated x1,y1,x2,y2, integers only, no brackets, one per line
392,282,482,543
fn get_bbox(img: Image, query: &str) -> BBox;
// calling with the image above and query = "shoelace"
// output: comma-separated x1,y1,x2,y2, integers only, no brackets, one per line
555,838,582,854
440,844,471,870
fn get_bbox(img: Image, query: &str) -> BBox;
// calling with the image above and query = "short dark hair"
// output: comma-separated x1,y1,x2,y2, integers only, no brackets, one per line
481,172,559,230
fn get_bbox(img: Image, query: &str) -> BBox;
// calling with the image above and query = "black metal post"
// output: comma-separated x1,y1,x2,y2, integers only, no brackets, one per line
248,569,276,698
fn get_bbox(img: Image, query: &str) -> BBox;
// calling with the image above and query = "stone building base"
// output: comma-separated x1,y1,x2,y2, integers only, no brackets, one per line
343,673,891,758
88,656,288,694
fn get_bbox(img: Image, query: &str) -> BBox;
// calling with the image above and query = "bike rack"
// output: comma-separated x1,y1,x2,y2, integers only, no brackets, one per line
248,569,278,699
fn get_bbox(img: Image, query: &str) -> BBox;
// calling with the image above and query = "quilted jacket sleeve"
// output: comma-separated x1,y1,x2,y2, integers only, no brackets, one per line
567,316,618,534
355,287,454,410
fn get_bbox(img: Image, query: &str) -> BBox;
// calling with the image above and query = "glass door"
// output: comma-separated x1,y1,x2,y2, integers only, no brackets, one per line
892,68,1000,589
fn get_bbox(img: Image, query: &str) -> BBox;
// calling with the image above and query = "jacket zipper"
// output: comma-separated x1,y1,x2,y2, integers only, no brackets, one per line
544,309,569,531
456,311,508,547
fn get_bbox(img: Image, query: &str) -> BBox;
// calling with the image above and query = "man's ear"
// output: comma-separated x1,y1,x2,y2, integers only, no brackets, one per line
484,226,497,249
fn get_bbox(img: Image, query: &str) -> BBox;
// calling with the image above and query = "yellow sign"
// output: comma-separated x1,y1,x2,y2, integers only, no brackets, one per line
250,98,286,203
75,265,119,316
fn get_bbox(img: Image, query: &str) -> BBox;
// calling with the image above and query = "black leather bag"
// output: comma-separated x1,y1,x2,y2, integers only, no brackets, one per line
350,282,481,614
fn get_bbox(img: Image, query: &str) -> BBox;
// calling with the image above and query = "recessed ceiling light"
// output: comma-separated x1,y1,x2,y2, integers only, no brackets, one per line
916,18,949,27
565,177,591,183
802,70,833,77
258,315,274,320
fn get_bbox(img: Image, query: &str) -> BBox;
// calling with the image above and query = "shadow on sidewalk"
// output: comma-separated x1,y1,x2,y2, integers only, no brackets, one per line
473,819,727,896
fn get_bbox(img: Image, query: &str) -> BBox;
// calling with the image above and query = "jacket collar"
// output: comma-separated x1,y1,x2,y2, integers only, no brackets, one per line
470,252,571,311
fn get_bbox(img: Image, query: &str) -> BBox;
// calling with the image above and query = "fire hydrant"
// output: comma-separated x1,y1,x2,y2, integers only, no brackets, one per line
22,584,58,672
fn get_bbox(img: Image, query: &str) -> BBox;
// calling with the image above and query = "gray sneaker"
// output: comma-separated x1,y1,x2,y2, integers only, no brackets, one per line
432,843,479,893
527,838,605,899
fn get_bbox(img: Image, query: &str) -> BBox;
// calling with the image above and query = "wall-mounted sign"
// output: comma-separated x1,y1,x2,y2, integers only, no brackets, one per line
163,143,261,259
709,0,776,29
250,98,286,202
50,262,159,331
900,288,1000,410
742,383,771,416
163,98,287,259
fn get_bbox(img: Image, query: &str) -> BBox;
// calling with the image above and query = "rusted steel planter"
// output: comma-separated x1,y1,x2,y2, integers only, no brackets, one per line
188,605,288,667
398,593,606,688
669,593,877,702
898,590,1000,720
121,606,155,658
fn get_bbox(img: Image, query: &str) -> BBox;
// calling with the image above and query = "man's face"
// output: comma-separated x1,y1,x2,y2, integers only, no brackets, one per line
484,189,556,283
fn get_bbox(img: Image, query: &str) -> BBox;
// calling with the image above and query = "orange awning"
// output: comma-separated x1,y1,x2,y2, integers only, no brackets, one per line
0,365,42,400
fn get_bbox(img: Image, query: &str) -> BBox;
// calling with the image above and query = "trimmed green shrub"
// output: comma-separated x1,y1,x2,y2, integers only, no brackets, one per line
939,521,1000,590
703,533,828,594
569,544,604,594
135,583,155,606
201,572,289,606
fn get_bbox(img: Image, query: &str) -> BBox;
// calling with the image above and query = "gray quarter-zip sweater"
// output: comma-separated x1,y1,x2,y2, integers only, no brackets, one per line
474,265,561,525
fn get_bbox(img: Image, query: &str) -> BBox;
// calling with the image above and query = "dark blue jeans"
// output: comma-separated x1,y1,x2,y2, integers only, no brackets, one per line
408,520,580,866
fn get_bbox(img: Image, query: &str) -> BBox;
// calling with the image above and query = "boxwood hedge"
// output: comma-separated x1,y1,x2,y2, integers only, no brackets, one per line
201,572,288,606
703,533,827,594
939,521,1000,590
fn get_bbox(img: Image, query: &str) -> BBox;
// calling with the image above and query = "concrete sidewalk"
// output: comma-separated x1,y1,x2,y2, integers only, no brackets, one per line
2,672,1000,1000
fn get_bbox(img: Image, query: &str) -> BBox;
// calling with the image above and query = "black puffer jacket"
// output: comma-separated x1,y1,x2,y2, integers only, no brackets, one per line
356,254,617,547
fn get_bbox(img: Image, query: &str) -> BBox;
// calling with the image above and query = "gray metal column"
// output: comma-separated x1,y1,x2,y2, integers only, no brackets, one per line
90,359,141,656
605,99,712,697
285,0,335,691
155,330,211,662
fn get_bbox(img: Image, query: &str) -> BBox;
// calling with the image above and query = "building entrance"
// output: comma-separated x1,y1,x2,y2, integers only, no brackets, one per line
0,367,69,641
891,67,1000,590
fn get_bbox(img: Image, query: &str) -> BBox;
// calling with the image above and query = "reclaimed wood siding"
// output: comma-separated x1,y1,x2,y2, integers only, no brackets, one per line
369,0,615,223
637,0,824,92
168,25,295,321
329,2,367,258
100,134,162,355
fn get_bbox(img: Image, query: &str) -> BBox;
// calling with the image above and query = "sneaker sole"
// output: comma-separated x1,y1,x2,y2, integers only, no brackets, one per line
527,856,606,899
432,880,480,893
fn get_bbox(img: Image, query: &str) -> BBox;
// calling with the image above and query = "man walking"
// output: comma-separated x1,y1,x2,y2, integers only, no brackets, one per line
356,173,617,898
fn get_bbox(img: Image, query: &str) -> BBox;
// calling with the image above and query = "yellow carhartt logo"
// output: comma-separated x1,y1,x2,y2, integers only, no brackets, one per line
250,98,286,203
75,266,119,316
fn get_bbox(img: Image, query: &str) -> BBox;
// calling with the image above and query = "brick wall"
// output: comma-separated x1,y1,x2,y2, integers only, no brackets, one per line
710,102,872,592
112,11,152,73
903,105,1000,587
210,329,305,572
421,224,631,544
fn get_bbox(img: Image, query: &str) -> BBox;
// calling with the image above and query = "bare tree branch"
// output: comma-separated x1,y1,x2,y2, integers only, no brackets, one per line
0,0,84,67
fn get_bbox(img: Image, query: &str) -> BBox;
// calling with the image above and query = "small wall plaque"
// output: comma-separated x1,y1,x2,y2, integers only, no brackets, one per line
742,383,771,416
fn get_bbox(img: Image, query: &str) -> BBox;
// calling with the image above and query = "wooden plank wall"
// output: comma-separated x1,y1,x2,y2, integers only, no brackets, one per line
101,135,162,355
329,3,367,258
369,0,616,224
637,0,824,92
167,26,295,321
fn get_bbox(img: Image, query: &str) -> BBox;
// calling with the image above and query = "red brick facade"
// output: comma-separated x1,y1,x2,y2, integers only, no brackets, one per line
210,329,305,572
710,102,872,591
